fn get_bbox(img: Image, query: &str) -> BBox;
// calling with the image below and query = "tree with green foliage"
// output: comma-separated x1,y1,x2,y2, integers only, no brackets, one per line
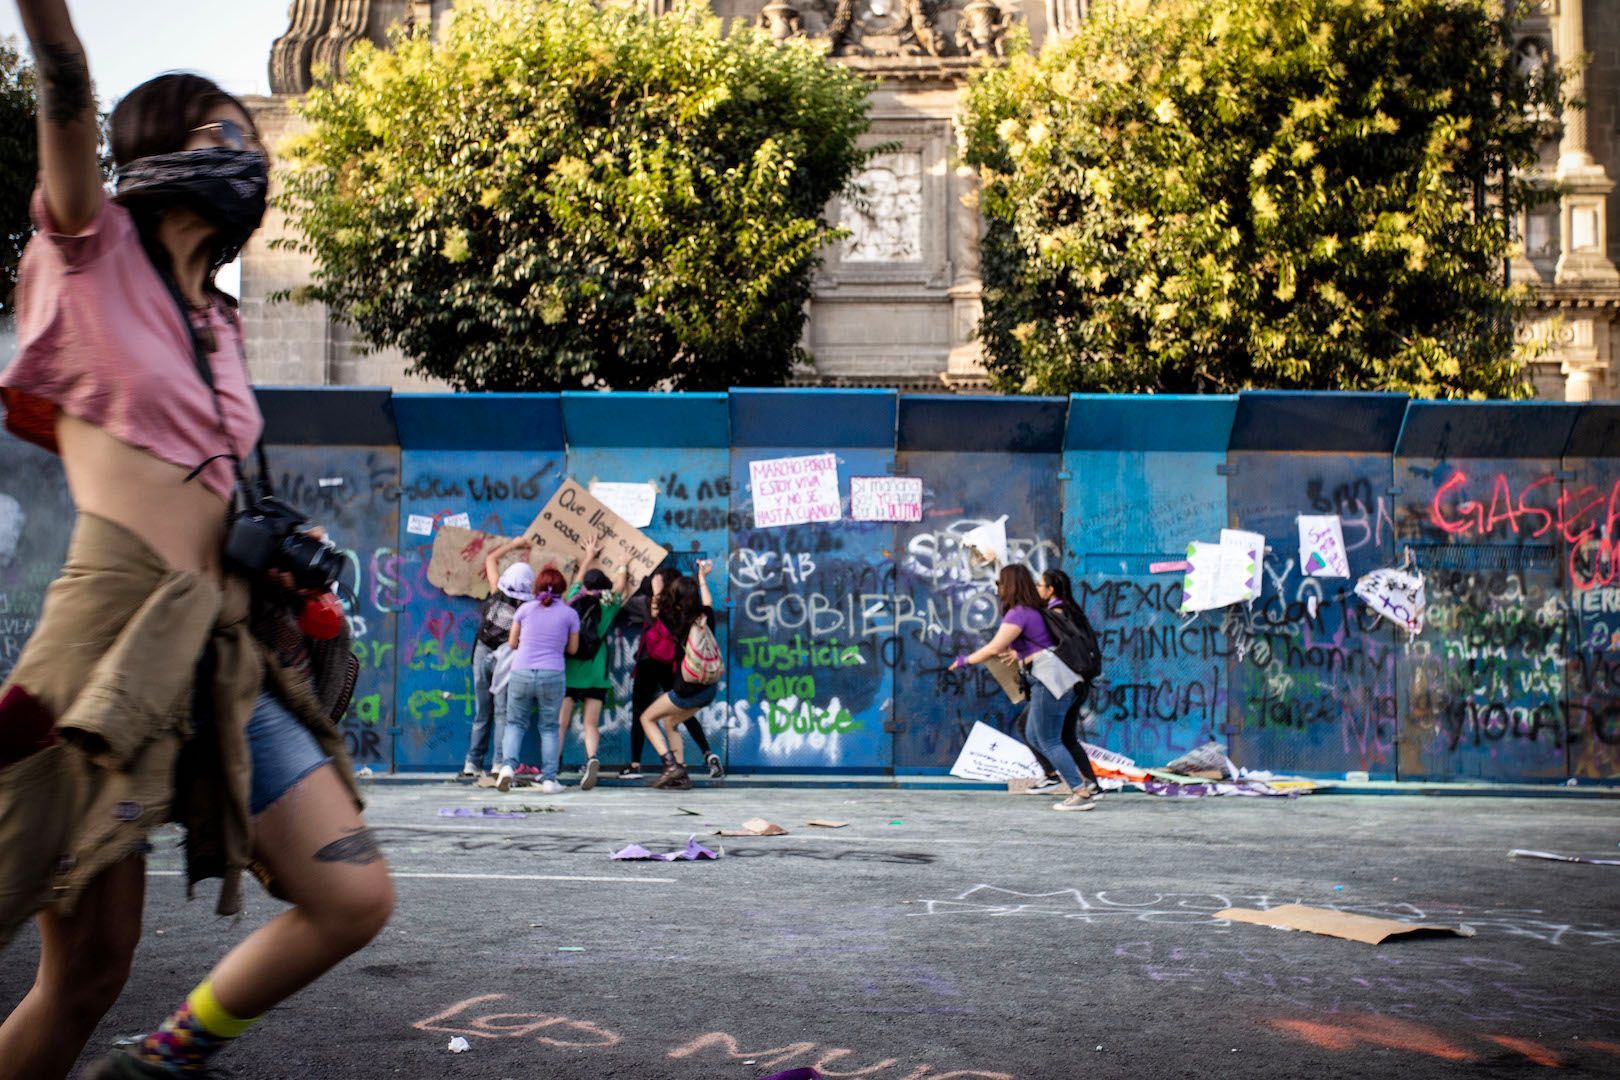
2,37,38,317
960,0,1564,399
277,0,873,391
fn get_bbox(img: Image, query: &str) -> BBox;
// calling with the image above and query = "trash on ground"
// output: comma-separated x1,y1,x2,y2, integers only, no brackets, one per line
1149,741,1316,797
356,766,374,779
438,806,526,818
758,1068,820,1080
807,820,849,828
1510,849,1620,866
1217,903,1475,944
888,820,904,825
447,1036,470,1053
675,806,702,816
557,946,585,952
718,818,787,837
610,835,720,861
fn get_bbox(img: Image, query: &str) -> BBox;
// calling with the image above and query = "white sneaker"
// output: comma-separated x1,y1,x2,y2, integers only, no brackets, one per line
540,779,564,795
580,758,599,791
1020,776,1066,794
459,761,480,779
1053,791,1098,812
495,765,515,793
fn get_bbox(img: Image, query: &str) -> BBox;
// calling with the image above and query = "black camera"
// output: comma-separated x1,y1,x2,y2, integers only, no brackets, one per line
224,495,345,592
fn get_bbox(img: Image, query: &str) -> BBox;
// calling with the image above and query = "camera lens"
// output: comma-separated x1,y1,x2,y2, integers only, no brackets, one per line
281,532,345,592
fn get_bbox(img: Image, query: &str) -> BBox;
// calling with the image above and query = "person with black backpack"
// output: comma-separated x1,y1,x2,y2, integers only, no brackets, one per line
560,537,627,791
950,565,1098,811
1039,569,1105,803
459,550,534,779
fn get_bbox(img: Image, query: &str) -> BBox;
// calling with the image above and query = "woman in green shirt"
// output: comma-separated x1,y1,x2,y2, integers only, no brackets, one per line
560,537,627,790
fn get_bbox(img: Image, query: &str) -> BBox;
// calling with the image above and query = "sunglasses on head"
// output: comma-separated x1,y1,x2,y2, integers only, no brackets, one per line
189,118,261,152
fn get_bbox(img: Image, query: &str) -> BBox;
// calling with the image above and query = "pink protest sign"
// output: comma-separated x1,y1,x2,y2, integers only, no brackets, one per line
850,476,923,522
749,453,842,528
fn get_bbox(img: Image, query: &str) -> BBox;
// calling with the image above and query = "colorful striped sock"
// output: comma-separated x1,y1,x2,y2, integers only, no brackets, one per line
133,979,258,1073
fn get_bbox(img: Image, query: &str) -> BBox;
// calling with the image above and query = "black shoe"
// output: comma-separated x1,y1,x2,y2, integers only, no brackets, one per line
580,757,600,791
618,763,644,779
706,753,724,779
83,1050,206,1079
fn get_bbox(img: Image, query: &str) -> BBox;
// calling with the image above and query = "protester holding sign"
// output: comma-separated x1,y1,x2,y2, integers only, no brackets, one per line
498,567,579,794
951,566,1097,812
640,561,724,790
560,538,627,791
461,559,534,779
1039,569,1104,802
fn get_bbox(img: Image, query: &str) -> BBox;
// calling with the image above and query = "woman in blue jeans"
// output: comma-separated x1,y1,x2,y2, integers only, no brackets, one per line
497,566,579,794
951,565,1099,811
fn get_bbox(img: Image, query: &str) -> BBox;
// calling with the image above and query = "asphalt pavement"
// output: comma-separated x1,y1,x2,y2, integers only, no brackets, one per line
4,781,1618,1079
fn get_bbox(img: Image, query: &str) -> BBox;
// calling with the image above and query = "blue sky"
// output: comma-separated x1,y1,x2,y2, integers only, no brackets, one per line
0,1,288,102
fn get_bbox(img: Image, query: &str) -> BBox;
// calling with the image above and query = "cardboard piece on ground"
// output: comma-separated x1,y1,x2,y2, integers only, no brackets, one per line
950,720,1045,782
1216,904,1475,944
428,526,515,599
984,654,1027,704
524,479,668,594
718,818,788,837
1509,849,1620,866
806,820,849,828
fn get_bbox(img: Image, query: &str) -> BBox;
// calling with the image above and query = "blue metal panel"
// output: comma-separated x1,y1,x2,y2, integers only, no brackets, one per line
1397,455,1571,780
391,449,567,771
730,389,896,449
563,393,729,449
0,435,73,685
264,443,402,770
1395,401,1580,460
1065,394,1237,453
1225,450,1399,777
891,449,1065,770
562,445,732,769
1563,437,1620,781
728,445,895,771
257,387,397,446
1065,446,1230,764
1565,402,1620,458
1230,391,1406,453
394,394,565,451
897,395,1068,454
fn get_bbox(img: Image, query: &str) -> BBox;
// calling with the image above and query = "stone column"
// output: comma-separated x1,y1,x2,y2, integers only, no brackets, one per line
1554,0,1618,287
945,161,987,381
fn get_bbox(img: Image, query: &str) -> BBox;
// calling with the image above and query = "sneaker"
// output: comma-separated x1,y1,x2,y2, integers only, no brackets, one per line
515,764,541,778
652,761,690,789
495,765,515,793
580,758,600,791
540,779,564,795
1020,776,1064,794
1053,791,1098,812
706,753,724,779
458,761,480,780
82,1050,205,1079
618,763,644,779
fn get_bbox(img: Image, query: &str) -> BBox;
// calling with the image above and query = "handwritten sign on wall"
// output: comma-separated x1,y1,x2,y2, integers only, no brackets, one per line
749,453,842,529
588,481,658,529
1355,566,1426,633
427,525,514,599
524,479,668,593
1298,514,1350,578
850,476,924,522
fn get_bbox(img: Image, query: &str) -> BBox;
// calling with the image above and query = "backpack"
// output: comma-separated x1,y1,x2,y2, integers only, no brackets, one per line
679,616,725,687
477,592,520,649
1042,604,1102,681
570,592,605,661
640,617,678,667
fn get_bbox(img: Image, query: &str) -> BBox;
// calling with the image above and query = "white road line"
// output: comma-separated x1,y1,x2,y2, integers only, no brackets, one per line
146,870,676,884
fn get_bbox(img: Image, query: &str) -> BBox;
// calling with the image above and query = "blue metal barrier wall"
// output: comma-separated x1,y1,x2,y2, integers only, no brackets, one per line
1224,393,1406,777
2,387,1616,783
562,393,731,769
1063,396,1236,762
394,394,567,771
892,396,1068,770
728,390,896,771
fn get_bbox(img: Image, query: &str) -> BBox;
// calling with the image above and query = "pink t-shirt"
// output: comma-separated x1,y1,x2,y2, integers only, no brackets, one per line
511,598,580,672
0,189,263,502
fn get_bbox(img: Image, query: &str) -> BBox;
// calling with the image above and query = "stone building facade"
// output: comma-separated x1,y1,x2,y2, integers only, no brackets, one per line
241,0,1620,399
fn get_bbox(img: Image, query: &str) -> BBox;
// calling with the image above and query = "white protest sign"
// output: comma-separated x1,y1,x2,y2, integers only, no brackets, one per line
750,453,842,528
1299,514,1350,578
962,515,1009,567
950,721,1046,782
590,481,658,529
444,512,471,529
850,476,924,522
1181,528,1264,613
406,514,434,537
1355,566,1426,634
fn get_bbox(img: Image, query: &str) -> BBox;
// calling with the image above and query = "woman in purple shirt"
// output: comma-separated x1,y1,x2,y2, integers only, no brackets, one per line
951,565,1097,811
498,567,580,794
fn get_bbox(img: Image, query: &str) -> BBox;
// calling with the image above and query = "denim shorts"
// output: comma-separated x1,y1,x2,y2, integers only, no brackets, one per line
667,682,719,711
247,690,331,815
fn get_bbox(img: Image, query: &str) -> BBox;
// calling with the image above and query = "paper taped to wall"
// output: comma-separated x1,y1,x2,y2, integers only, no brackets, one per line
1355,566,1426,633
589,481,658,529
1299,514,1350,577
1181,528,1263,612
750,453,842,528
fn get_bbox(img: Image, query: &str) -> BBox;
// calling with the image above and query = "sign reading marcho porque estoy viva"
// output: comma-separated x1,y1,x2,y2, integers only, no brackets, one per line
524,478,668,594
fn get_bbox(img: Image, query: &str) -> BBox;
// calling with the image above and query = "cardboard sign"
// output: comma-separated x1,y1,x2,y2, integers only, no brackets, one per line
1217,904,1475,945
524,479,668,594
984,654,1027,704
850,476,924,522
589,481,658,529
950,721,1046,782
750,453,842,528
1299,515,1350,578
427,525,513,599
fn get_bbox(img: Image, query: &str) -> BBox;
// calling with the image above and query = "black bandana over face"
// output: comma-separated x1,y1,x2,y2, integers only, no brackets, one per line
115,147,269,268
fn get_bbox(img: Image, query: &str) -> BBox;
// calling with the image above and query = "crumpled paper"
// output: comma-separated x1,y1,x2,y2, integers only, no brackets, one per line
611,835,720,861
447,1036,471,1053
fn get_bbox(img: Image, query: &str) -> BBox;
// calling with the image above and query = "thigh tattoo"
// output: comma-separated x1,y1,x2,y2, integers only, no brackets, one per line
313,827,382,865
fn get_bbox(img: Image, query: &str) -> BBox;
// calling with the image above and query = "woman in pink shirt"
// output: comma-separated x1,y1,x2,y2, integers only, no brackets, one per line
0,4,392,1078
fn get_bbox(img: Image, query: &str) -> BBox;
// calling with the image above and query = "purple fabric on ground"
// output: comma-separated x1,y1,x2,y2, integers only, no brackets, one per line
758,1070,820,1080
610,835,721,861
438,807,527,818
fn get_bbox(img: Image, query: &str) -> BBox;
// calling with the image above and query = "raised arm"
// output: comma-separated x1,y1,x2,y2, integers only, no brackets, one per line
697,559,714,608
571,536,601,590
483,535,531,591
16,1,103,232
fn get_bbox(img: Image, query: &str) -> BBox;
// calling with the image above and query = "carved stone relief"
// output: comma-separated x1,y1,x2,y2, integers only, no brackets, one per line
840,152,925,262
